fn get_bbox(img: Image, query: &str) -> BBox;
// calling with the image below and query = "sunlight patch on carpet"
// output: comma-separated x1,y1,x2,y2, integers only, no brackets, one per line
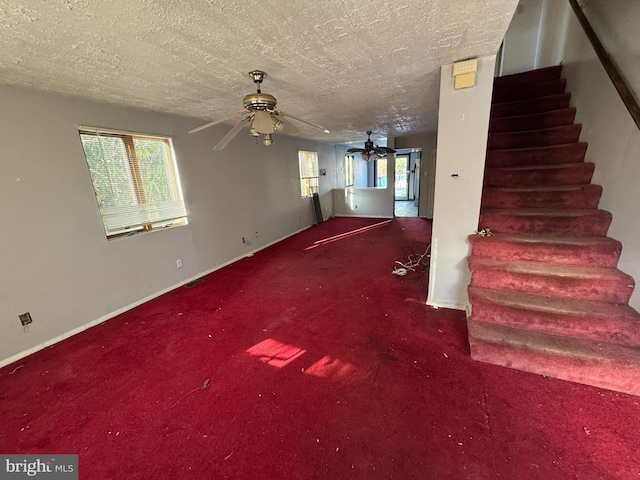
304,355,370,384
246,338,306,368
305,220,391,250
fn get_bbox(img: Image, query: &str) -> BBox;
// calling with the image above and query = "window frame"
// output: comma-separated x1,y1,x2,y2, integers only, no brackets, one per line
78,126,187,239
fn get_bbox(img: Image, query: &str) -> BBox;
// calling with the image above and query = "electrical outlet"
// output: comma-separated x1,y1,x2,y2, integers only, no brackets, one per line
176,258,183,268
19,312,32,326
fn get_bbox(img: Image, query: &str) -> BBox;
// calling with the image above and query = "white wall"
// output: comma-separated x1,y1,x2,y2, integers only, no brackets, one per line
332,187,394,218
580,0,640,96
427,56,497,310
0,84,337,365
501,0,544,75
335,145,369,189
534,0,640,311
535,0,571,69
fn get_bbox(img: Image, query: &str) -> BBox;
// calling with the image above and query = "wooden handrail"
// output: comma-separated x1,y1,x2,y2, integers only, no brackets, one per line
568,0,640,130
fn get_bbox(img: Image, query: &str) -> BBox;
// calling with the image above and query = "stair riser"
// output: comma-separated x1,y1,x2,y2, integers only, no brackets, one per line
483,164,594,187
492,79,567,103
469,238,620,268
481,186,602,209
478,211,611,237
488,125,581,150
490,109,577,133
469,333,640,397
486,143,588,168
469,267,633,303
494,66,563,89
468,302,640,346
492,93,571,118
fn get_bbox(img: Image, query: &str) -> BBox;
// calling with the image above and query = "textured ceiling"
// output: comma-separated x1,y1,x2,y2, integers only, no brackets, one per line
0,0,518,145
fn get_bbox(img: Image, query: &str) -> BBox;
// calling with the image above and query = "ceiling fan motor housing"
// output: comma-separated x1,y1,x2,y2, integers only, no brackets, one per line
243,92,277,111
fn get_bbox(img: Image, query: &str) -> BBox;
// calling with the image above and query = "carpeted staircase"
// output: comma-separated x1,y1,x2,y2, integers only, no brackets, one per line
467,65,640,397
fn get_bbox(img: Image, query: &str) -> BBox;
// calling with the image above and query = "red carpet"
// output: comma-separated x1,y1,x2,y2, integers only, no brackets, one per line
1,217,640,479
468,66,640,397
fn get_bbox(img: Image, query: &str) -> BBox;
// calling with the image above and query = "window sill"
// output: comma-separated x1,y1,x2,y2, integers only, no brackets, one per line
106,220,188,240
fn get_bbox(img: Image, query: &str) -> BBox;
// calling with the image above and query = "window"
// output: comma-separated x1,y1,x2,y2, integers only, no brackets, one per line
345,155,355,187
299,150,319,197
79,127,187,238
376,158,388,187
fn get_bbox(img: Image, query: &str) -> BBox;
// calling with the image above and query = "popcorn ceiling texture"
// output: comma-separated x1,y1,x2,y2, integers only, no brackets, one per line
0,0,518,143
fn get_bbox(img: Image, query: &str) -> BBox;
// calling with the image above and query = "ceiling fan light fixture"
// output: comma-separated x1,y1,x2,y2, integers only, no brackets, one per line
249,127,260,137
272,118,284,132
253,109,274,134
263,133,273,146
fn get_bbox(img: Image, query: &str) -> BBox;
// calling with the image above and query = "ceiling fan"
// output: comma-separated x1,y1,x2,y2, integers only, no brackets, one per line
189,70,330,150
347,131,396,161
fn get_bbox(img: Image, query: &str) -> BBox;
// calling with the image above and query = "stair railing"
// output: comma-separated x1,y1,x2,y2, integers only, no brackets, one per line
568,0,640,130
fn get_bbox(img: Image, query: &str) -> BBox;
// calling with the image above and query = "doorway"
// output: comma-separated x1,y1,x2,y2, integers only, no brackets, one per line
394,152,419,217
395,155,409,201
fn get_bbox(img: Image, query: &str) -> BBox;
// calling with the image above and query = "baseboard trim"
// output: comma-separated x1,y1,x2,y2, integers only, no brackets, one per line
334,214,394,219
426,299,468,311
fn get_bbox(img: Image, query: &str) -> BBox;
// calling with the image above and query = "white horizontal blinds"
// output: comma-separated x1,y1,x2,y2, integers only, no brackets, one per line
299,151,319,197
79,130,187,236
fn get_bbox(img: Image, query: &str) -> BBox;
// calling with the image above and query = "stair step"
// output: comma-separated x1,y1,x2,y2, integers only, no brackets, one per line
492,93,571,118
479,208,611,237
494,65,563,89
486,143,588,168
469,65,640,398
488,124,581,150
483,162,594,187
468,233,621,267
468,257,634,303
492,78,567,103
481,184,602,209
468,321,640,397
490,108,577,133
468,286,640,347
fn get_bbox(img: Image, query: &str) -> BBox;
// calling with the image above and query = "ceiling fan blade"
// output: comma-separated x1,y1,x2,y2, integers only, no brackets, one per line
278,111,330,133
252,110,274,134
273,116,300,136
373,146,396,154
346,148,366,153
188,112,245,134
213,117,251,151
